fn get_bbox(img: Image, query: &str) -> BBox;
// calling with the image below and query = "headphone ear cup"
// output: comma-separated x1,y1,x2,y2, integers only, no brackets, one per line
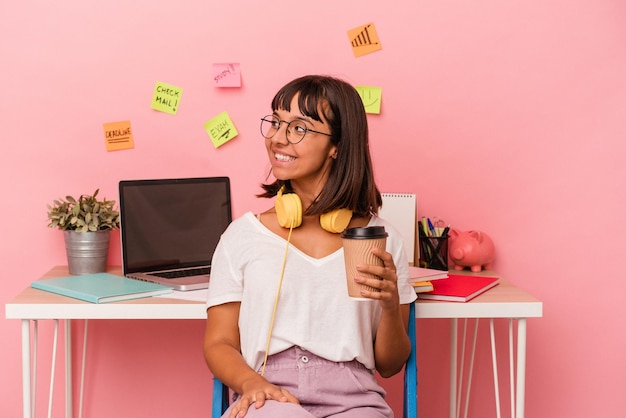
320,208,353,233
275,192,303,228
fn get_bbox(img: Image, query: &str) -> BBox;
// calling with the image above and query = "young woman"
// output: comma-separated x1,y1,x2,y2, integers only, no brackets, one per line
203,75,417,418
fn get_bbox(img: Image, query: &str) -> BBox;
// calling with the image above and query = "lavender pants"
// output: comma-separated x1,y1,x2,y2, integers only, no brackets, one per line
222,346,393,418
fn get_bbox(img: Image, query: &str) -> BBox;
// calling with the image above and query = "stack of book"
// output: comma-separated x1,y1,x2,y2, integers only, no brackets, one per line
408,266,449,294
408,267,500,302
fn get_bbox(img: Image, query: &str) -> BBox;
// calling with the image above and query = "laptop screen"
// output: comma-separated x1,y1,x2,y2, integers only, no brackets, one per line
119,177,232,274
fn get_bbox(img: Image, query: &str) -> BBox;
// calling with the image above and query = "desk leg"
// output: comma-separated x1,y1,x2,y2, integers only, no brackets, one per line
21,320,32,418
508,319,515,418
65,319,73,418
489,319,502,418
516,319,527,418
449,318,457,418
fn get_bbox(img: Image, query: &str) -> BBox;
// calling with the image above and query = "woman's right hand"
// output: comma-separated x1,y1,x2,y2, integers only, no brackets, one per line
204,303,299,417
229,377,299,418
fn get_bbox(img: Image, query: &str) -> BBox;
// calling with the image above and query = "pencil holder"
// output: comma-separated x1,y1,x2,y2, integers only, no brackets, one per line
418,228,449,271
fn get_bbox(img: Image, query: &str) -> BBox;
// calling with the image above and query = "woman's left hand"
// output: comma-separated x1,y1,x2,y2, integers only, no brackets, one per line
354,247,400,310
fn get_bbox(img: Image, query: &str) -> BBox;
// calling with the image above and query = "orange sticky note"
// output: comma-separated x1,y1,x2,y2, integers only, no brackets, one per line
347,22,382,57
103,120,134,151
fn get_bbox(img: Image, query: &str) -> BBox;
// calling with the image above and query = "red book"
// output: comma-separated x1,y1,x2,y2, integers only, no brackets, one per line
418,274,499,302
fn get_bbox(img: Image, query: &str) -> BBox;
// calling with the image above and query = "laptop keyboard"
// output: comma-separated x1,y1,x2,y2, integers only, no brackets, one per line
152,267,210,279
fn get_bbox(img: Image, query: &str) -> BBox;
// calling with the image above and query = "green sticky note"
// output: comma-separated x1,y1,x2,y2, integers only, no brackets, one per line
151,81,183,115
355,86,382,114
204,112,238,148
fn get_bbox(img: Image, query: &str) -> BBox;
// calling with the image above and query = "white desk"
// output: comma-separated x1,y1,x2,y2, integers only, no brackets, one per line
6,267,542,418
415,271,543,418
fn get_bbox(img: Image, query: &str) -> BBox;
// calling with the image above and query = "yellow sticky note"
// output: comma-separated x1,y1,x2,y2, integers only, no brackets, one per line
151,81,183,115
347,22,382,57
103,120,134,151
204,112,238,148
355,86,382,114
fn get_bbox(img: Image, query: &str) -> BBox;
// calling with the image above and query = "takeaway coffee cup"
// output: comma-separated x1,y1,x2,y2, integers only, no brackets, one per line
341,226,388,299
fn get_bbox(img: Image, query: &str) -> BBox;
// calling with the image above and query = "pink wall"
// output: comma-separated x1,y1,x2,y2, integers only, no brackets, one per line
2,1,625,417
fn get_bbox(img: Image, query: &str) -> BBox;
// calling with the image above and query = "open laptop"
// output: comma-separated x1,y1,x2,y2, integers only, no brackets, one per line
119,177,232,291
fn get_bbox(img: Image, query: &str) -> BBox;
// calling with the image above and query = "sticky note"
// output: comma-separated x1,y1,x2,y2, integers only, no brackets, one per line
204,112,238,148
151,81,183,115
347,22,382,57
103,120,134,151
212,63,242,87
355,86,382,114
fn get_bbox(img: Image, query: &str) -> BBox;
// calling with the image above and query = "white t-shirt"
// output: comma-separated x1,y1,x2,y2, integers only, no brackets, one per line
206,212,417,371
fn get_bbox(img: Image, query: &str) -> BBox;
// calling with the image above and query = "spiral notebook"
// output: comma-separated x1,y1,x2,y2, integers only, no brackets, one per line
379,193,417,265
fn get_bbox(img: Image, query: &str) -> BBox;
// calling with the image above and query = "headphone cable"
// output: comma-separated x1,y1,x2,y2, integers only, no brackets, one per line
260,223,294,376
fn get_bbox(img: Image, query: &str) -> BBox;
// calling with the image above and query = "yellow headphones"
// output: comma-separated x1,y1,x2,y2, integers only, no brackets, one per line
275,187,352,233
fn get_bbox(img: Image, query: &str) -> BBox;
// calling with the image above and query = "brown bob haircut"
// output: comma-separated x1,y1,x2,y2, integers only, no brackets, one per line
259,75,382,217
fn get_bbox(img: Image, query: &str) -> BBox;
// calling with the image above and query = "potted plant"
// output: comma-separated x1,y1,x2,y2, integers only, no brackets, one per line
47,189,120,275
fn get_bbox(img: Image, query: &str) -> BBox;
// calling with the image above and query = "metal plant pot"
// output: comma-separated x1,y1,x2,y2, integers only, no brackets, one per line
64,230,111,275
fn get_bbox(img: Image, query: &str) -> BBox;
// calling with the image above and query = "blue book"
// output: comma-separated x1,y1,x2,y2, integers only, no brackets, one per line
31,273,173,303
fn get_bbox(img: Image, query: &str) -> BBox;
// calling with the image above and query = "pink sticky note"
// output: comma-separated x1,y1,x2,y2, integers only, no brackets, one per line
212,63,241,87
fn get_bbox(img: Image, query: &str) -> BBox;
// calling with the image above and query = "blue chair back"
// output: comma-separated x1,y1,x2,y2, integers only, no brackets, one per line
403,301,418,418
211,301,417,418
211,374,230,417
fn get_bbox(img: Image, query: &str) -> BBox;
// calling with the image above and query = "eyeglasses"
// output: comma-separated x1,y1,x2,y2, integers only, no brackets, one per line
260,115,332,144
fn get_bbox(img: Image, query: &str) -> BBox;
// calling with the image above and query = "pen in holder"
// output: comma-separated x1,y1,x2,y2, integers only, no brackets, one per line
418,226,449,271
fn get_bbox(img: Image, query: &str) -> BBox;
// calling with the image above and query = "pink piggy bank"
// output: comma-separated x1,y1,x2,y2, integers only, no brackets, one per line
448,229,495,272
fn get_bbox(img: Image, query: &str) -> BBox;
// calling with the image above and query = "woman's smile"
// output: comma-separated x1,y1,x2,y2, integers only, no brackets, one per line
273,152,295,162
